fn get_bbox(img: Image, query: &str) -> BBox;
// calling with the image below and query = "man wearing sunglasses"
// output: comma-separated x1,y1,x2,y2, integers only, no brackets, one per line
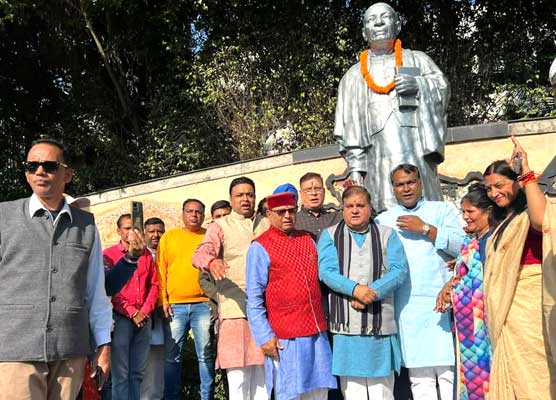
246,192,337,400
0,138,113,399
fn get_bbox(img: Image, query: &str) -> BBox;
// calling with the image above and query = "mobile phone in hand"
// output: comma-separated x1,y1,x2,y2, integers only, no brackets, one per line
131,201,144,231
94,365,104,389
512,155,522,175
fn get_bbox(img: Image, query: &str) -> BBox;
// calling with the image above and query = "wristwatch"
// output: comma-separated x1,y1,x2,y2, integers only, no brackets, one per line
422,223,431,236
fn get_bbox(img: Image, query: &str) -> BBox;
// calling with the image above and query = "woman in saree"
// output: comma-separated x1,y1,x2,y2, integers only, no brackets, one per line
482,136,556,399
436,183,503,399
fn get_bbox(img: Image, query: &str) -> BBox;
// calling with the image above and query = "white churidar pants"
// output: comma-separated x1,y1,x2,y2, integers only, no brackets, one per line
340,373,394,399
226,365,267,400
408,366,454,400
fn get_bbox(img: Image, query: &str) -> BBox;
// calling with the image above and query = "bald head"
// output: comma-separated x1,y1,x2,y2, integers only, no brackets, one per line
362,2,401,44
364,2,397,19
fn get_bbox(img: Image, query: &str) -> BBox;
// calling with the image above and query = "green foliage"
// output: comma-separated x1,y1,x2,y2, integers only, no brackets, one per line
0,0,555,200
483,83,556,121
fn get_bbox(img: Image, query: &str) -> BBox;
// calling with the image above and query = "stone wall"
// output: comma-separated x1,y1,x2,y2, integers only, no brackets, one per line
86,118,556,247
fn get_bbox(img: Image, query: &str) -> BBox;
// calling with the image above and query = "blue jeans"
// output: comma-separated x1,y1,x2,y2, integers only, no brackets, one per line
164,302,215,400
111,313,152,400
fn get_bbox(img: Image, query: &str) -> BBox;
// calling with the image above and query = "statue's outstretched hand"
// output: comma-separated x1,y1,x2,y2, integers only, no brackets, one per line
346,171,365,187
394,74,419,96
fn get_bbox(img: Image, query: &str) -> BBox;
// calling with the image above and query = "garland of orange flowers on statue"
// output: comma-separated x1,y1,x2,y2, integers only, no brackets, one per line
360,39,403,94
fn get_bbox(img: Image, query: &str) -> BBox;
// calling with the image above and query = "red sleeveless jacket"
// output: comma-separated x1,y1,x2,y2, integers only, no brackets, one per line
255,226,327,339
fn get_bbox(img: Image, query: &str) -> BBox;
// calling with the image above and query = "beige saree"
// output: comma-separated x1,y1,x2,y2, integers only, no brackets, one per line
484,195,556,400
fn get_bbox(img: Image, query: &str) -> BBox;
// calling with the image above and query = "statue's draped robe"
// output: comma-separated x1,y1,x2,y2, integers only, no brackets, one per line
335,49,450,212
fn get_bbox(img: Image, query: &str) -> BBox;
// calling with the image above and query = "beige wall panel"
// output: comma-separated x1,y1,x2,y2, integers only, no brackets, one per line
439,132,556,179
93,157,347,247
90,129,555,248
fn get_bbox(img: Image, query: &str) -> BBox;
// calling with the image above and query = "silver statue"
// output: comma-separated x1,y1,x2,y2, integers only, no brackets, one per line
334,2,450,212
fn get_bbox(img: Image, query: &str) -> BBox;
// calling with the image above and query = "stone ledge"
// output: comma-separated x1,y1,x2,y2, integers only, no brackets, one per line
85,117,556,206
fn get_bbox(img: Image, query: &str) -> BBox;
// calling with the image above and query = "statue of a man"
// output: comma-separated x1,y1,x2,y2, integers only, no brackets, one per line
334,2,450,212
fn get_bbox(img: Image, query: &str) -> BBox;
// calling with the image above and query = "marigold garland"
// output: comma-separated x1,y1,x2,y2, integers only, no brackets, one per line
360,39,403,94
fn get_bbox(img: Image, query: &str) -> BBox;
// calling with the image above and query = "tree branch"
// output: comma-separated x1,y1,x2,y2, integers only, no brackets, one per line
74,0,140,136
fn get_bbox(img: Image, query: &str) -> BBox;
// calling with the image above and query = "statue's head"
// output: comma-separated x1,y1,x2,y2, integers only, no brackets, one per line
362,3,401,45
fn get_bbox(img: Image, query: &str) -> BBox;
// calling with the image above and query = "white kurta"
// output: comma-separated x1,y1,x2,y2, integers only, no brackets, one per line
335,48,450,212
375,199,464,368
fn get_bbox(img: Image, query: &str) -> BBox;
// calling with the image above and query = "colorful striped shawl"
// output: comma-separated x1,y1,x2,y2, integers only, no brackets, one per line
452,235,492,400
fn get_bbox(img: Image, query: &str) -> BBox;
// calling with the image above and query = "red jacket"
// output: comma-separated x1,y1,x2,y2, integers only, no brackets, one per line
255,226,327,339
103,242,159,318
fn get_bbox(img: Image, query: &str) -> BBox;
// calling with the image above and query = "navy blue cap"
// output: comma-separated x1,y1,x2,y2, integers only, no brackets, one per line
273,183,299,202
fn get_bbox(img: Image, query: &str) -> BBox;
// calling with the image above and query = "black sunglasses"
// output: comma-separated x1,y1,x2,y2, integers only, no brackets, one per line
24,161,68,174
270,206,298,217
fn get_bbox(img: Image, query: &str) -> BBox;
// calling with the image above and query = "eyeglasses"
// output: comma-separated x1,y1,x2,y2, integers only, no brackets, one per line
270,207,298,217
24,161,68,174
301,188,324,194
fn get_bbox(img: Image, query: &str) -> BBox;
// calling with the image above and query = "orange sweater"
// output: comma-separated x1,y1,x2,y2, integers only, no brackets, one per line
157,227,208,305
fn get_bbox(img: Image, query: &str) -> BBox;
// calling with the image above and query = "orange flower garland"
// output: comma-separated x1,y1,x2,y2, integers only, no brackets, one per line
360,39,403,94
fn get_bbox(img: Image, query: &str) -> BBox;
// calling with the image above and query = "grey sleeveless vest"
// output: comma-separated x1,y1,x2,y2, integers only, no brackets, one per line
0,198,96,361
327,222,397,336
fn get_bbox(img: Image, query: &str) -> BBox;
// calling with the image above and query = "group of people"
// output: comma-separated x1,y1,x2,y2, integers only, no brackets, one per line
435,138,556,400
2,0,555,399
1,136,554,400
